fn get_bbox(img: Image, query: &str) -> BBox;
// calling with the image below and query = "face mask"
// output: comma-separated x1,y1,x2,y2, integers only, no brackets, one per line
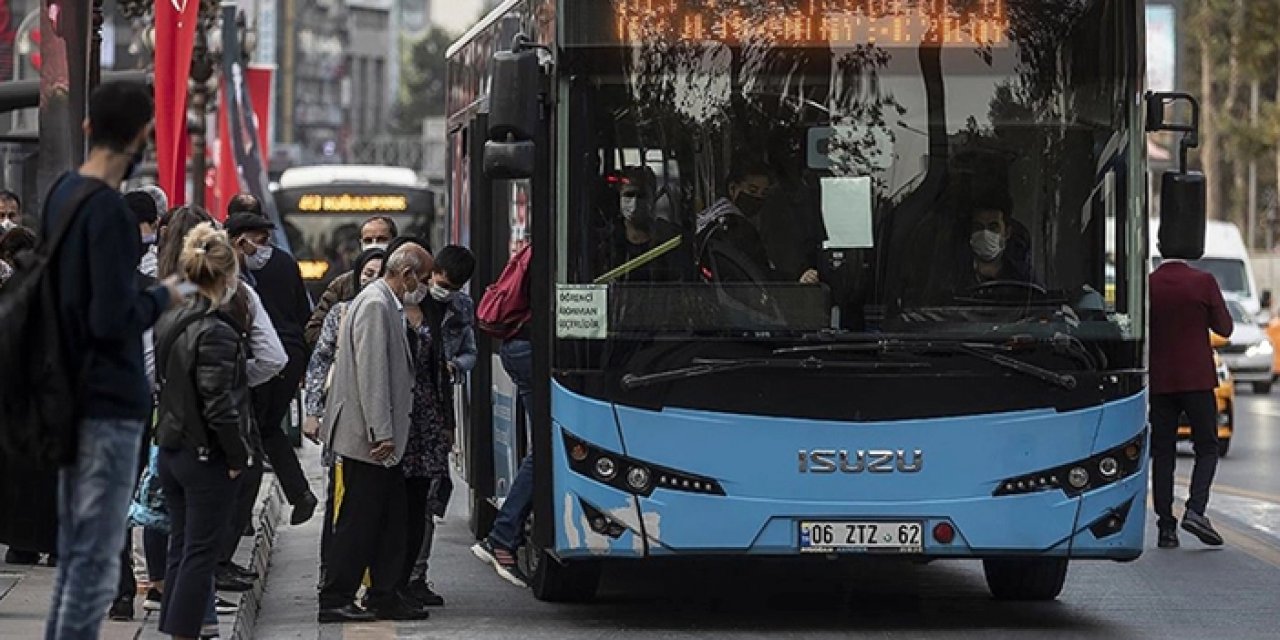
620,195,653,229
243,242,273,271
402,273,428,305
734,192,766,219
970,230,1006,263
123,147,145,182
141,233,157,246
429,281,454,303
0,218,16,233
363,242,388,252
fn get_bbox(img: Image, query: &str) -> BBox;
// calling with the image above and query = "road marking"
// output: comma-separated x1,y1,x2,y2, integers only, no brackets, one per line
1216,520,1280,570
1177,480,1280,505
1246,406,1280,418
1170,480,1280,568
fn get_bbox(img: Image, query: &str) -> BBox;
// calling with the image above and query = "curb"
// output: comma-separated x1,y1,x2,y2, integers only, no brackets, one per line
229,476,286,640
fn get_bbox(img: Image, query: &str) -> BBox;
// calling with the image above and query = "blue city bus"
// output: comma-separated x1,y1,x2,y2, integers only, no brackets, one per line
446,0,1204,602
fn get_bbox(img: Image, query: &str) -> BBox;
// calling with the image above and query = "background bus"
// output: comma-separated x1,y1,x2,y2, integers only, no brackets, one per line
271,164,436,297
448,0,1201,603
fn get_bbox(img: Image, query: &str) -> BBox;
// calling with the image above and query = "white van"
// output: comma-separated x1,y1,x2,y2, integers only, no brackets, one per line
1150,219,1265,320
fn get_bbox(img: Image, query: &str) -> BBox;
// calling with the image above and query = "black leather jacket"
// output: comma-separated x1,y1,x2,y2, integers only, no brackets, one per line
154,299,252,470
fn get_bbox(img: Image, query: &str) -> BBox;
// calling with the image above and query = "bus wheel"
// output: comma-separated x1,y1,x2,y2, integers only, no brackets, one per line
982,557,1068,601
468,488,497,541
529,549,601,603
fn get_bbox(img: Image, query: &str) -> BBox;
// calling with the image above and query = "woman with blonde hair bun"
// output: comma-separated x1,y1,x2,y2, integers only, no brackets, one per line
152,223,253,640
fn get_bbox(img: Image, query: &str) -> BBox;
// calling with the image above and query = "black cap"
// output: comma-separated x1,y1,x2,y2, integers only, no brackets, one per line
225,212,275,237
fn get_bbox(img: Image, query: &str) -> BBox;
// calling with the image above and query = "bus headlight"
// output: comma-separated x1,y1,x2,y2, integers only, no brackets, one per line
995,431,1145,498
563,430,723,497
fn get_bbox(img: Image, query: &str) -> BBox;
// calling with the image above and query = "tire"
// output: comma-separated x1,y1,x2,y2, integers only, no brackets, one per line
528,548,601,603
1218,437,1231,458
982,557,1068,601
468,488,497,541
1253,382,1272,394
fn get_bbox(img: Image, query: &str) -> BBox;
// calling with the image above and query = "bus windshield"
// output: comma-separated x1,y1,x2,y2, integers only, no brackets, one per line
559,0,1141,345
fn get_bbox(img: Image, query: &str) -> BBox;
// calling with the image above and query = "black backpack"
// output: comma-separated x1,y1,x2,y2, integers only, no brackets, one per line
0,177,110,466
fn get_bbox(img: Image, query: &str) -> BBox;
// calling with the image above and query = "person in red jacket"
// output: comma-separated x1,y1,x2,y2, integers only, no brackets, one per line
1149,258,1233,548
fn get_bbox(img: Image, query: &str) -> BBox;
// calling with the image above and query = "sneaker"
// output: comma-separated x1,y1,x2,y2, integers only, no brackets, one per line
214,566,254,592
318,603,376,624
1157,526,1179,549
405,580,445,607
108,595,135,621
214,595,239,614
368,597,430,621
1182,510,1225,546
143,587,163,612
471,539,528,588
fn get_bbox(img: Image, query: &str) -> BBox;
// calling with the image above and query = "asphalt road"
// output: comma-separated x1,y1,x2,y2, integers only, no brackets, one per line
254,398,1280,640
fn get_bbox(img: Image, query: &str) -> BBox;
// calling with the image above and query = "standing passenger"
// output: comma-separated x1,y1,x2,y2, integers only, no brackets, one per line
41,80,182,640
1149,256,1233,548
317,244,432,623
153,223,252,640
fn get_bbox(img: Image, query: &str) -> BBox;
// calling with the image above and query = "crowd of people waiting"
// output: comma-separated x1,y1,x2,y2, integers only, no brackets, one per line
0,80,483,639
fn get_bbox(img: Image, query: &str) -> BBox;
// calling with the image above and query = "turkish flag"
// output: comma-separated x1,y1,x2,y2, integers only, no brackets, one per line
154,0,199,205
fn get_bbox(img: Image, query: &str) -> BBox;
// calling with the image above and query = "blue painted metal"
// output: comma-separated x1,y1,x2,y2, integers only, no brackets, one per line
549,382,1148,559
491,354,520,501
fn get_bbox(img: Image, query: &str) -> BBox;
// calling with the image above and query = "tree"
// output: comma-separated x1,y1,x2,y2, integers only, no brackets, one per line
392,26,453,134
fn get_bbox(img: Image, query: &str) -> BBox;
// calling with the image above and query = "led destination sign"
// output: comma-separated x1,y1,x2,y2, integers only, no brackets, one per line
296,194,410,213
612,0,1010,47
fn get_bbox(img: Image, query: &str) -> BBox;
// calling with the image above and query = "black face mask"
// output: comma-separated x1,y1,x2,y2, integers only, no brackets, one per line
123,147,145,182
734,192,766,219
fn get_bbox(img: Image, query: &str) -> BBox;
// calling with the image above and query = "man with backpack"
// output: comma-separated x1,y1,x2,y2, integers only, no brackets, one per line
470,242,535,587
0,80,182,639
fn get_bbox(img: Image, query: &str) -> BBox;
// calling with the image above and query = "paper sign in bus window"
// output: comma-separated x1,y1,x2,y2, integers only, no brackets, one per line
820,176,875,249
557,285,609,339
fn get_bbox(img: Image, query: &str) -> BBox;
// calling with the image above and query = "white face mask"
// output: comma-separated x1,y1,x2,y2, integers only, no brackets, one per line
243,242,273,271
0,218,16,233
620,196,637,219
402,276,428,305
970,230,1006,263
429,281,453,303
363,242,388,252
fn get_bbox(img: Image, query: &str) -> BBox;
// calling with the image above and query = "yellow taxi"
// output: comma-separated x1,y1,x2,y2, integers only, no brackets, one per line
1179,339,1234,456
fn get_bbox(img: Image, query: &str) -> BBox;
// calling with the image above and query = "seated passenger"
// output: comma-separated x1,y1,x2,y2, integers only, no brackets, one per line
596,167,690,282
966,203,1035,286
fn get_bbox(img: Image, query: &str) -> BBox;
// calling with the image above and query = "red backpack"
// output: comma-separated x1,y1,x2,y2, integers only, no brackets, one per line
476,244,532,339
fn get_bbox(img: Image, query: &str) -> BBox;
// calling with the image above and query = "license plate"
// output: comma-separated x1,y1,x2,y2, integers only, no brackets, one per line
799,521,923,553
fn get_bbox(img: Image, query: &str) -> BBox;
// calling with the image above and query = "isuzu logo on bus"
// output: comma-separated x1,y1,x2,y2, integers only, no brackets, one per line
798,449,924,474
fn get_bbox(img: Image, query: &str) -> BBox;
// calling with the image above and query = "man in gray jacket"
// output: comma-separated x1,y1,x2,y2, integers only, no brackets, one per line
317,244,432,623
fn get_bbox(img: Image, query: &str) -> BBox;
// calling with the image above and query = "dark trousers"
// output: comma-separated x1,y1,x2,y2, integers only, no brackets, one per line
399,477,432,590
218,455,264,566
254,351,310,505
156,448,237,638
1150,390,1219,528
318,458,407,610
144,527,167,583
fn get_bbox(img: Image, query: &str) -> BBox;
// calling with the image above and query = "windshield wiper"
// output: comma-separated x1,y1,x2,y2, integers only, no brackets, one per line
774,338,1078,390
620,356,930,390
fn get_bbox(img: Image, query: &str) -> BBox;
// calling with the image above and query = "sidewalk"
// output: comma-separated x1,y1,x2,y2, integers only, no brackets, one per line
0,469,287,639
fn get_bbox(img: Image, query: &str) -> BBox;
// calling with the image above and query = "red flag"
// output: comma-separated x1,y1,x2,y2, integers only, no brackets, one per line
154,0,199,204
213,85,235,221
246,65,274,160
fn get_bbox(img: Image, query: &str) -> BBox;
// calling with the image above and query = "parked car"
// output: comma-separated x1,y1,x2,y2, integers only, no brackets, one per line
1179,350,1234,457
1217,299,1274,393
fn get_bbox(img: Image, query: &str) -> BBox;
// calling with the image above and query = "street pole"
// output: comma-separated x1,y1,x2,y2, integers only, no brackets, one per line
90,0,104,91
191,28,213,208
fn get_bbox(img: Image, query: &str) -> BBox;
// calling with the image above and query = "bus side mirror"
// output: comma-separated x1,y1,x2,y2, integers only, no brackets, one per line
1147,92,1206,260
483,139,535,180
483,39,543,180
1158,172,1206,260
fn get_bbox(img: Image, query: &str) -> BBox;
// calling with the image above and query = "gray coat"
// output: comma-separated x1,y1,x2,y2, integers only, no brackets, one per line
321,279,414,466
